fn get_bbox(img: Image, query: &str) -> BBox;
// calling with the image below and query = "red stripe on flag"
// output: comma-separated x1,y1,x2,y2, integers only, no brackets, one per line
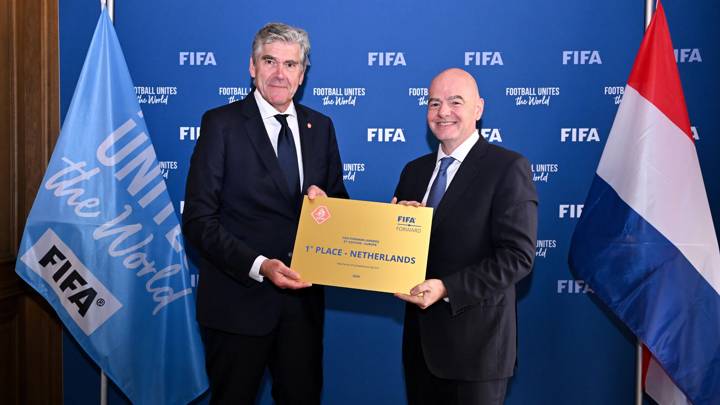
627,1,692,141
641,345,652,388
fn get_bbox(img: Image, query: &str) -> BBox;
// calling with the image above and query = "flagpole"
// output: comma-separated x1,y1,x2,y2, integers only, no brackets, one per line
636,2,656,403
99,2,114,404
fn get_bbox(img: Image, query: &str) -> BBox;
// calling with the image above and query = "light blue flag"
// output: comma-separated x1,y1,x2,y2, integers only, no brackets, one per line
15,7,208,404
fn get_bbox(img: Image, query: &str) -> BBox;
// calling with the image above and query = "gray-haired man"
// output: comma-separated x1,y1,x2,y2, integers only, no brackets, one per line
183,22,347,404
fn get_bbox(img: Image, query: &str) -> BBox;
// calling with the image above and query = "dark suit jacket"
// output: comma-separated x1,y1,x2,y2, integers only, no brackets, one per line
394,137,537,381
182,92,348,335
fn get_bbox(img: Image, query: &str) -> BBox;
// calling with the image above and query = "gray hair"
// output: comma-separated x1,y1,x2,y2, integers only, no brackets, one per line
251,22,310,68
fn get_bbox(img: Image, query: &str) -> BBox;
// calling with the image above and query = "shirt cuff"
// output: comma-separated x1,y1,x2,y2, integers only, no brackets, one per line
249,255,267,282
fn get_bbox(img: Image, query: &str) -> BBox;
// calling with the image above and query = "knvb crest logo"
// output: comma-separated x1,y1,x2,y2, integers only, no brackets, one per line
603,86,624,105
20,229,123,335
135,86,178,105
674,48,702,63
159,161,178,180
312,87,366,107
464,51,504,66
368,52,406,66
343,162,365,182
536,239,557,258
218,87,251,104
408,87,428,106
531,163,559,183
506,87,560,107
560,128,600,142
367,128,406,143
180,126,200,141
562,50,602,65
179,51,216,66
311,206,331,224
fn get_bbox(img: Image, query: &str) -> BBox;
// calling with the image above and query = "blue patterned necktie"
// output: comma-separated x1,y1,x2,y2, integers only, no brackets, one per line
274,114,300,196
426,156,455,208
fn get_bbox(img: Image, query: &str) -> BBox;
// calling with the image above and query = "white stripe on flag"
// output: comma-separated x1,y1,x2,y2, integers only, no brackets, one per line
646,356,690,405
597,86,720,296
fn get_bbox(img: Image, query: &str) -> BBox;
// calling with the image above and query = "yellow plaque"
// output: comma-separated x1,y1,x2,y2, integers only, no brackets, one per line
291,196,432,294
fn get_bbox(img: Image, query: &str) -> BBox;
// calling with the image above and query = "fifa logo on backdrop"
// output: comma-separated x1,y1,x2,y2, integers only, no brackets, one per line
559,204,583,219
536,239,557,258
159,161,178,180
179,51,216,66
562,50,602,65
367,128,405,143
343,162,366,182
560,128,600,142
464,51,504,66
557,279,593,294
179,126,200,141
368,52,406,66
480,128,502,143
531,163,559,183
674,48,702,63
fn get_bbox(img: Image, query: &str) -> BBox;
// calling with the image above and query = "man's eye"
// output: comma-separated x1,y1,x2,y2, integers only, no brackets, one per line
429,102,440,108
264,59,276,66
285,62,298,69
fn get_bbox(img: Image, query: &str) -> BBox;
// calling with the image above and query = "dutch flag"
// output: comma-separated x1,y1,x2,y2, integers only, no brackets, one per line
568,2,720,404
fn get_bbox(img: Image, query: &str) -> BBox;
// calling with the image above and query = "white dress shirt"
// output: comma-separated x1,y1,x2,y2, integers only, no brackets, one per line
249,91,305,282
421,131,480,205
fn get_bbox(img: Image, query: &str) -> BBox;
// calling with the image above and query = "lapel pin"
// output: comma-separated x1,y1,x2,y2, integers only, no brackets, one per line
307,122,312,129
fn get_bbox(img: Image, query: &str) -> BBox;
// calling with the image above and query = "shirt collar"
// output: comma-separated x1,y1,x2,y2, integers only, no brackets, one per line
436,130,480,164
253,90,297,120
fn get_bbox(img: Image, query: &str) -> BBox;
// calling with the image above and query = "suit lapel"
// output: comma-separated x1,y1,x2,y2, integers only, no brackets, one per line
241,93,296,203
431,138,489,232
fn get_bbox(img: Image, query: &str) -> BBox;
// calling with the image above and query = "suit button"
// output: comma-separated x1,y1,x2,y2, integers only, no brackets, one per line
288,252,292,258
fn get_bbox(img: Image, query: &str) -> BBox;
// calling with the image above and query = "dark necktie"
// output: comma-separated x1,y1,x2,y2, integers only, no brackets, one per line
426,156,455,208
274,114,300,196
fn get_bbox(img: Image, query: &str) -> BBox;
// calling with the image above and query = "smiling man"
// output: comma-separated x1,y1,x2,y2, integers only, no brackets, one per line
393,68,538,405
183,23,347,404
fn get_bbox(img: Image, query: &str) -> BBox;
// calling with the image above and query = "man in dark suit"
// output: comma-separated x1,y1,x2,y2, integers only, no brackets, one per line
182,22,347,404
393,68,537,405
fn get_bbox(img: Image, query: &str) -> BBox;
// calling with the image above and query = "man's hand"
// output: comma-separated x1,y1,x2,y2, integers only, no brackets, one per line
307,185,327,200
395,279,447,309
390,196,424,207
260,259,311,289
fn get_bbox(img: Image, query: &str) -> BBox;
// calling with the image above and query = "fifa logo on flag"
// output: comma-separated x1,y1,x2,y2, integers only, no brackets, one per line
20,230,123,335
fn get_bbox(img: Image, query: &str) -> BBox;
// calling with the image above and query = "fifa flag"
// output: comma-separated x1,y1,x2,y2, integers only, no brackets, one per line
568,2,719,405
15,8,208,404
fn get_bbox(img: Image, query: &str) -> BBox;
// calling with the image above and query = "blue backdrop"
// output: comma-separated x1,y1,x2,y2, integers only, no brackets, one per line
58,1,719,403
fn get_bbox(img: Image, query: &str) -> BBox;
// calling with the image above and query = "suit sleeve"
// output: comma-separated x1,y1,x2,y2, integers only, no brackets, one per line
182,111,259,286
442,156,538,315
323,120,349,199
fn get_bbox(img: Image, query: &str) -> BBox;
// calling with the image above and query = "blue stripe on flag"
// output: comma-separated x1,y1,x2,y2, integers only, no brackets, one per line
569,175,720,404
